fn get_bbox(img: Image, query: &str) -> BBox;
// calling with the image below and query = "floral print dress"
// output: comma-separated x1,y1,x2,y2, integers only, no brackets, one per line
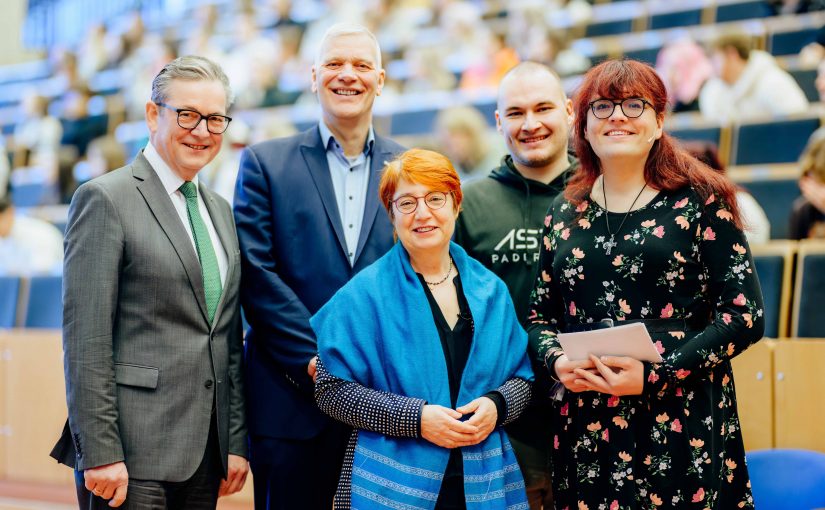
527,185,765,510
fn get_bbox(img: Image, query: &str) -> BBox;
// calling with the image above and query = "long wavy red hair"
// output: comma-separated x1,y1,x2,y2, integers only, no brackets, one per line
566,59,742,228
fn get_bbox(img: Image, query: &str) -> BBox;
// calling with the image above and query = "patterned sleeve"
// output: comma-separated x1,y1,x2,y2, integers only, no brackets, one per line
315,357,424,437
526,204,567,379
643,194,765,397
495,378,532,426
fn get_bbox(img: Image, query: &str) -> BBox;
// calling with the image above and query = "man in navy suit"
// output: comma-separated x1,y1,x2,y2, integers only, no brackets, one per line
233,23,404,509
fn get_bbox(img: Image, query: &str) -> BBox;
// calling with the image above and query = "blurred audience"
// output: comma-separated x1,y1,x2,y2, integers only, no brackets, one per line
12,92,62,172
434,105,504,183
699,33,809,124
71,134,127,192
656,38,713,113
683,141,770,244
790,131,825,239
59,85,108,159
0,192,64,276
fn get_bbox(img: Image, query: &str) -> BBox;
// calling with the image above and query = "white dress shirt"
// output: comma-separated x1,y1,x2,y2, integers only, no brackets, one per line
143,142,228,286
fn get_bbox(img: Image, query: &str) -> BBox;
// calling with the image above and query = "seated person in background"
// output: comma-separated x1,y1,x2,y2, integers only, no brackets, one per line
790,131,825,239
699,33,808,124
683,141,771,244
0,192,63,275
434,106,505,183
313,148,534,509
655,38,713,113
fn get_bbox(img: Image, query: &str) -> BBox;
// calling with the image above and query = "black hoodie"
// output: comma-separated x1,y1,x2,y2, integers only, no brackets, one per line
454,153,579,323
454,152,578,444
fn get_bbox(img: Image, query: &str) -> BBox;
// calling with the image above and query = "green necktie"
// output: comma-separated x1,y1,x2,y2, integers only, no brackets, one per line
179,181,222,324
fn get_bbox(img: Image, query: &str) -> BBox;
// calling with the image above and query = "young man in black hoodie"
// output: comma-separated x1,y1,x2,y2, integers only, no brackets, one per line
454,61,577,510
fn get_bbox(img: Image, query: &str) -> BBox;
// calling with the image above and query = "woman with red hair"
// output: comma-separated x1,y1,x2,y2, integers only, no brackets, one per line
313,148,534,509
527,59,764,509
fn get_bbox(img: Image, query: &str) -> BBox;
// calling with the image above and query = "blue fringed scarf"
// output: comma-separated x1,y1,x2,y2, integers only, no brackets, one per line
313,241,533,509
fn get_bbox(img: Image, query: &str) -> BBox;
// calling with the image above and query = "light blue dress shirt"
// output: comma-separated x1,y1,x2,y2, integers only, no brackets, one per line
318,121,375,266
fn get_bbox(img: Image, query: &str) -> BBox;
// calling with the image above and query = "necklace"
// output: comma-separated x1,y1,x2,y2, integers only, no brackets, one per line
424,257,454,287
601,177,648,256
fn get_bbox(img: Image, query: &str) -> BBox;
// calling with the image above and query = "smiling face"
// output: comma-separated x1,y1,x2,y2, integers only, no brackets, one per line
311,32,385,130
146,79,227,181
496,69,573,175
391,178,457,257
584,96,663,165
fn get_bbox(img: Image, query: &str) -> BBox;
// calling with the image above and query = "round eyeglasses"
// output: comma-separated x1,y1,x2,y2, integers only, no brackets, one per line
588,98,652,120
155,102,232,134
390,191,450,215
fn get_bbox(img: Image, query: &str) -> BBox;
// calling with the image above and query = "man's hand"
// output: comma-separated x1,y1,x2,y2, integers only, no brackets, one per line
85,461,128,507
420,404,479,449
307,356,318,383
219,454,249,497
455,397,497,446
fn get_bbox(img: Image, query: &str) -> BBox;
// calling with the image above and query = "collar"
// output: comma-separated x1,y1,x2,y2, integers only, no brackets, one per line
143,141,199,196
318,121,375,158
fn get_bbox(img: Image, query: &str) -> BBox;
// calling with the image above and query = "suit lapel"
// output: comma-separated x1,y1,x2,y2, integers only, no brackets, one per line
300,128,348,257
132,153,210,325
200,183,235,330
354,137,391,263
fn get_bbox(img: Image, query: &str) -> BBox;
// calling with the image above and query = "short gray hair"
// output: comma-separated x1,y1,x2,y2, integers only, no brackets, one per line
151,55,234,108
315,23,382,69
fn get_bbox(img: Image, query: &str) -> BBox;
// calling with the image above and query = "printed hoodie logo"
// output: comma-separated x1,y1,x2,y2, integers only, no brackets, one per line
491,228,541,264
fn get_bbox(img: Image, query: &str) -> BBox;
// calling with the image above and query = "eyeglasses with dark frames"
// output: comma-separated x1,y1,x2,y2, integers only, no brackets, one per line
588,98,653,120
390,191,450,215
155,102,232,134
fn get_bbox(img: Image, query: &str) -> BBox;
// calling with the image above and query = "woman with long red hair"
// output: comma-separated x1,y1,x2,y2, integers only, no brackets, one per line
527,59,764,509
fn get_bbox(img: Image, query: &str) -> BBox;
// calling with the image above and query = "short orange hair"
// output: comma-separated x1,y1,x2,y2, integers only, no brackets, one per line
378,148,463,216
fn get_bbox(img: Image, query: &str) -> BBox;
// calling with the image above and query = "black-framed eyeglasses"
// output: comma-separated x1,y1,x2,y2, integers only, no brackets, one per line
390,191,450,215
588,98,653,119
155,102,232,134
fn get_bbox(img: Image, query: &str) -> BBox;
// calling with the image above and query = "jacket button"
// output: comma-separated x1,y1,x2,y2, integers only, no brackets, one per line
204,380,213,389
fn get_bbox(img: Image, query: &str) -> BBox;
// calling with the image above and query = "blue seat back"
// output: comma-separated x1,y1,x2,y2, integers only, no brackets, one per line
795,252,825,337
716,0,773,22
752,255,784,338
585,19,634,37
731,117,820,166
650,9,702,30
770,27,819,56
24,275,62,328
11,182,55,208
747,449,825,510
670,126,722,146
0,276,20,328
740,179,799,239
788,68,819,102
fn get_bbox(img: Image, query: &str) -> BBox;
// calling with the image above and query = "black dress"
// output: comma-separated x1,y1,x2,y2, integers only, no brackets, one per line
527,186,765,509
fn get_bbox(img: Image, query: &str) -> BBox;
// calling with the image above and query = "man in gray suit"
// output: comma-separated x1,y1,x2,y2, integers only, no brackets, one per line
51,55,248,509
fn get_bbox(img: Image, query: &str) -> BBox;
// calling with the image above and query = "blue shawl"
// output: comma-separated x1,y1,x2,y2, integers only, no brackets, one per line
312,241,533,509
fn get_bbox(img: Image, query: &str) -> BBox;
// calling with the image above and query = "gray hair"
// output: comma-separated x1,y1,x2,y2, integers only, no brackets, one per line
150,55,234,108
315,23,382,69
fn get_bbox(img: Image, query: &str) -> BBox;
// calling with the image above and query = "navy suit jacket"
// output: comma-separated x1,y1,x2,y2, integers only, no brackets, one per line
234,126,404,439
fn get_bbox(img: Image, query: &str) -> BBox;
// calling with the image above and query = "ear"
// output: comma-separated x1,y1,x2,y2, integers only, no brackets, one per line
145,101,159,135
494,110,503,134
376,68,386,96
655,113,664,140
311,65,318,93
565,98,574,126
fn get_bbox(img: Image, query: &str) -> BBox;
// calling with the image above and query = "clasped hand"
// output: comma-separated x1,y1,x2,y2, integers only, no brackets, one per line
561,353,643,396
421,397,497,449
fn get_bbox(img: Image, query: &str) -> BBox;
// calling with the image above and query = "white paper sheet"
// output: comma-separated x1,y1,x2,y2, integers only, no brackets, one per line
557,322,663,363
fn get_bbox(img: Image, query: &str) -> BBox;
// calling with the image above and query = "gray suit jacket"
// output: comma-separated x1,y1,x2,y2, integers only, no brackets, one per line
51,152,247,482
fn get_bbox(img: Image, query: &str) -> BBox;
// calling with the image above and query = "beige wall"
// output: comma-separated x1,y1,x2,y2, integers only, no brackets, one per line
0,0,43,66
